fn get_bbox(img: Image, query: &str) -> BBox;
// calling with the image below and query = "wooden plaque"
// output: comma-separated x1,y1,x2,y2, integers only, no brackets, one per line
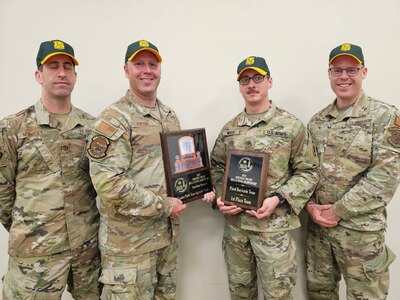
160,128,212,203
221,149,270,210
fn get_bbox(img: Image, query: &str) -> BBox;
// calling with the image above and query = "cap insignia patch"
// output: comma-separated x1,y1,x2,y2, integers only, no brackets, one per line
139,40,149,48
246,57,255,65
53,41,65,50
341,43,351,51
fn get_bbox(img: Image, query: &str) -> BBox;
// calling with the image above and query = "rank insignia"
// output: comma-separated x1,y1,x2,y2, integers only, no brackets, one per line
388,129,400,148
88,135,110,158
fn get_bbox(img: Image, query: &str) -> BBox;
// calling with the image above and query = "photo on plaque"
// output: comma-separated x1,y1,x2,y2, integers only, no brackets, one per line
160,128,212,203
221,149,270,210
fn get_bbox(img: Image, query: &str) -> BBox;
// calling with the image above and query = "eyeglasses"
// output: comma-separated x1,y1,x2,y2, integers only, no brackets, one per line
328,67,363,77
238,74,267,85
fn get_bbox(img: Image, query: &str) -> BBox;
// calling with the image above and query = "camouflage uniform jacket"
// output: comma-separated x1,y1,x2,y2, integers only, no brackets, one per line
308,91,400,231
211,101,319,232
89,90,180,256
0,100,99,258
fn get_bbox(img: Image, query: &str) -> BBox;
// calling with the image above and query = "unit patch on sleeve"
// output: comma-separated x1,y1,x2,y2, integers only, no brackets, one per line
88,135,110,158
388,129,400,148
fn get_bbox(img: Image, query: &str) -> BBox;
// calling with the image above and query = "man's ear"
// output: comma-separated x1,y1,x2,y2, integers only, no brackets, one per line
35,69,43,84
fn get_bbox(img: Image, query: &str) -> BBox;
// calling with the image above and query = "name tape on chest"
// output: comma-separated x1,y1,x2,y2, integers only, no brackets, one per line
265,130,289,138
223,130,240,137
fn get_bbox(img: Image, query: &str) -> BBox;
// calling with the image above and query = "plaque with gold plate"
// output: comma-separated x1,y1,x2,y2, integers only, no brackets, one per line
160,128,212,203
221,149,270,210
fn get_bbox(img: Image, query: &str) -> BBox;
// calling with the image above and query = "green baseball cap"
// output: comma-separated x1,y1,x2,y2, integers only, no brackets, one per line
329,43,364,65
125,40,162,63
237,56,270,80
36,40,79,68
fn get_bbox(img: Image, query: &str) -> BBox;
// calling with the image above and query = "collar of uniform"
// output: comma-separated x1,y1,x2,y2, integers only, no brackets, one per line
323,90,369,119
125,89,172,117
35,99,51,125
237,100,276,127
348,90,370,118
62,106,84,131
35,99,82,130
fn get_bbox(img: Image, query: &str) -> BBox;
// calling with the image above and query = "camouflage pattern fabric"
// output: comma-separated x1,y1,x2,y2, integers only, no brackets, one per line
0,100,100,298
210,101,319,298
223,223,297,300
2,236,101,300
211,101,319,232
0,100,99,256
89,90,181,256
100,242,178,300
306,91,400,299
308,91,400,231
306,222,395,300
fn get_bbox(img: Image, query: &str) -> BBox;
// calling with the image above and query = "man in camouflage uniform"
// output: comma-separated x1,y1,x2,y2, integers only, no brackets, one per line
206,56,319,299
0,40,101,299
305,43,400,299
88,40,187,300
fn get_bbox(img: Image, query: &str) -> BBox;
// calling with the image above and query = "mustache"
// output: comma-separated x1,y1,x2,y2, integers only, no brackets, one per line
247,88,258,94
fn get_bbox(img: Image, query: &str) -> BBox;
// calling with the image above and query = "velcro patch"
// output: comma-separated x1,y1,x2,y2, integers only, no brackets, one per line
223,130,239,137
394,116,400,127
388,129,400,148
88,135,110,158
95,120,118,138
265,130,289,138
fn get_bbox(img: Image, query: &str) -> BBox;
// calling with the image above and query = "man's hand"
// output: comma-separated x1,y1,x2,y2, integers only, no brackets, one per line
306,203,339,227
321,207,341,223
170,198,187,217
216,197,242,215
202,191,216,203
246,196,279,219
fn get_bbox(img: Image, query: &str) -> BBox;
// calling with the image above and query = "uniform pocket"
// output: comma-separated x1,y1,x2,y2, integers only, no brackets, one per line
100,267,139,299
34,140,60,174
363,246,396,281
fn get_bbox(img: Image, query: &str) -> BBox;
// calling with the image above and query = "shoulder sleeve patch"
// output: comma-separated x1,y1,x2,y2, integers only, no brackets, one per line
95,120,118,138
88,135,110,158
388,129,400,148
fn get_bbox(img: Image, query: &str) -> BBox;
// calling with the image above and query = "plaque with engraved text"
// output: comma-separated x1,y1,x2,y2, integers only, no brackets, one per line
222,149,270,210
160,128,212,203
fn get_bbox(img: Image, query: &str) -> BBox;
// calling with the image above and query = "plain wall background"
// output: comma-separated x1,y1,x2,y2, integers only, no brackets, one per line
1,1,399,299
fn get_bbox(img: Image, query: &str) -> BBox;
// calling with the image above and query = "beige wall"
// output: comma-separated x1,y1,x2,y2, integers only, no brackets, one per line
1,0,399,299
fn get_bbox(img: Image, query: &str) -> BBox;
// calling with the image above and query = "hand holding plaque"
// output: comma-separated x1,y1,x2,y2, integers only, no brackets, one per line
160,128,213,203
221,149,270,210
